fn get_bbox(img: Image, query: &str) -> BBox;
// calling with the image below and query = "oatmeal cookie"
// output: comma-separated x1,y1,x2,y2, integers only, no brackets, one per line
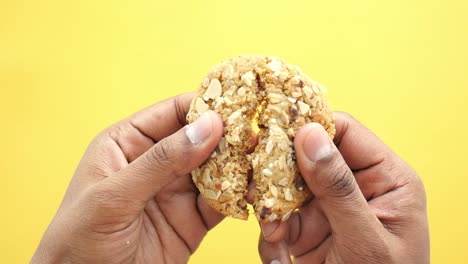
187,56,335,222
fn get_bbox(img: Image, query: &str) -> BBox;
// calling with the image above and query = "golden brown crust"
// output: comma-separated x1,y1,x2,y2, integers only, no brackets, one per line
187,55,335,222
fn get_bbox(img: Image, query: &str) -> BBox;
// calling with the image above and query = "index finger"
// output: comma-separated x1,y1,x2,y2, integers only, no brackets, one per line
333,112,391,171
128,92,195,142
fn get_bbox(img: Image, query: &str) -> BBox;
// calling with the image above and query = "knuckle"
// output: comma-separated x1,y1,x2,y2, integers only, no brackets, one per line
336,111,355,121
143,139,174,172
325,160,356,198
151,139,171,162
107,123,124,141
334,111,358,125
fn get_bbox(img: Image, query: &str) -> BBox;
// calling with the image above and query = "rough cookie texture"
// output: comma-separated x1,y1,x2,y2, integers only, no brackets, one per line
187,56,335,222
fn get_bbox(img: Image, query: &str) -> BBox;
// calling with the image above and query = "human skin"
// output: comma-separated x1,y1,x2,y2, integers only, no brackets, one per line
31,93,429,264
258,113,430,264
31,93,226,263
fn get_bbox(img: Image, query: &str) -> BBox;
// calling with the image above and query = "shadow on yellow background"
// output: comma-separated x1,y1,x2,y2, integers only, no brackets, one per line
1,0,467,263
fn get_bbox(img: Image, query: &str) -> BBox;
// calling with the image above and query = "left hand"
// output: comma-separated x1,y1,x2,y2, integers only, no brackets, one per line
32,93,225,263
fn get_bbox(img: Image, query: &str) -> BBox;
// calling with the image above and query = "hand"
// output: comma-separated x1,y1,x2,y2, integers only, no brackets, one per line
32,93,225,263
258,113,430,263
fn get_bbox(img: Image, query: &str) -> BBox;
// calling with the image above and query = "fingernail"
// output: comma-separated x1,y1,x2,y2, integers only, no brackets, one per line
261,221,280,238
303,123,333,161
186,112,213,144
270,260,281,264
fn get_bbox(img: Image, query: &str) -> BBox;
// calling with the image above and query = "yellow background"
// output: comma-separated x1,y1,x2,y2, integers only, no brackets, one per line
1,0,467,263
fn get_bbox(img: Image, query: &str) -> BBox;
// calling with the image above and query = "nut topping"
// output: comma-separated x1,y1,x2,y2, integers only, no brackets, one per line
297,101,310,115
204,79,222,99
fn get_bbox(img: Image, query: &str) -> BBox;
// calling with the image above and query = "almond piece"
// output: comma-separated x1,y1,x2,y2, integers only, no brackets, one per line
204,79,222,99
303,86,313,98
284,188,293,201
205,189,218,200
270,185,278,198
297,101,310,115
221,180,231,191
264,198,276,208
241,71,255,86
195,97,209,113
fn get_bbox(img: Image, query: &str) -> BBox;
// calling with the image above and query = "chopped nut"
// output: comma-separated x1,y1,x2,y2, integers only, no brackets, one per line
284,188,293,201
268,58,282,76
302,86,313,98
269,185,278,198
268,93,284,104
227,110,242,125
291,91,302,98
268,213,278,221
287,97,297,103
204,79,222,99
278,156,287,170
197,184,204,193
202,170,211,185
237,87,246,96
281,210,293,221
297,101,310,115
204,189,218,200
223,96,233,106
252,155,259,169
290,76,300,85
269,126,284,136
214,97,223,109
280,111,290,125
225,86,238,96
312,83,321,94
262,168,273,177
223,64,234,79
195,97,209,113
221,180,231,191
278,71,288,82
264,198,276,208
241,71,255,86
265,140,274,154
218,137,225,152
278,177,289,186
269,105,283,116
311,97,318,107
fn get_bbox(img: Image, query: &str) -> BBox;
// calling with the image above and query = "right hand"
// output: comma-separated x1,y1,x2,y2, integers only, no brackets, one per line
258,113,430,263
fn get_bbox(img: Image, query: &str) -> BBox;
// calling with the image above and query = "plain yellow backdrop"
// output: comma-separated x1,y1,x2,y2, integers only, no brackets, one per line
1,0,467,263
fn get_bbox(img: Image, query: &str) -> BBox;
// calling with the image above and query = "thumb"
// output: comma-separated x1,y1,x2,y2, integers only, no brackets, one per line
294,123,380,235
103,111,223,204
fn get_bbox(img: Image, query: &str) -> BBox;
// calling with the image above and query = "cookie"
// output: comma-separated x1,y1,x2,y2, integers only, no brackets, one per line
187,56,335,222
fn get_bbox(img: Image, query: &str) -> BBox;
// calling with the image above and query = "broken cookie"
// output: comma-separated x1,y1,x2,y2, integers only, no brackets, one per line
187,55,335,222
